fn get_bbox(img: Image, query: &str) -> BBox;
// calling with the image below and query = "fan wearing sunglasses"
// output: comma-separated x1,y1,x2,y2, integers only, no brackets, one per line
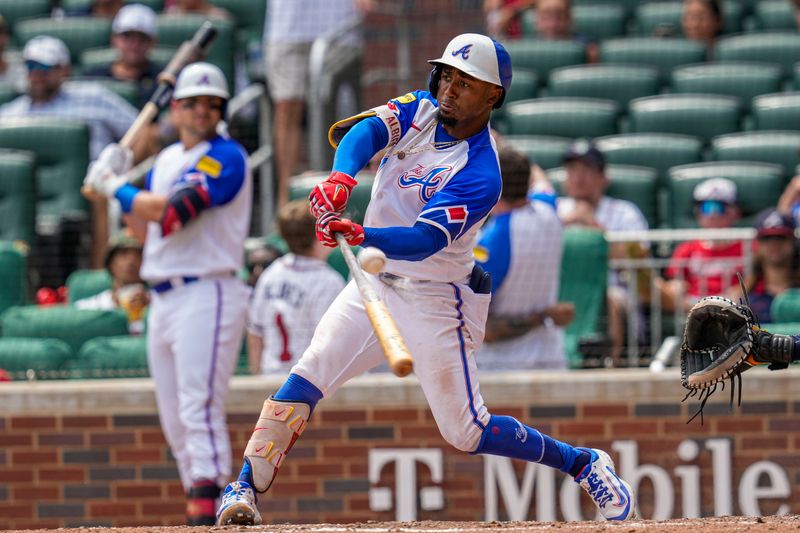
659,177,746,312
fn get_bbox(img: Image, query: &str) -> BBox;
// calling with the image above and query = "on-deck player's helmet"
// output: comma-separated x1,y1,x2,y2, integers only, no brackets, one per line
173,61,230,100
428,33,512,109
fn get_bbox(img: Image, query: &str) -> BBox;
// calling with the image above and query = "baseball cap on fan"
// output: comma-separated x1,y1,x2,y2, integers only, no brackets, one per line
428,33,512,108
112,3,157,38
23,35,71,67
755,208,796,238
563,139,605,171
693,177,737,204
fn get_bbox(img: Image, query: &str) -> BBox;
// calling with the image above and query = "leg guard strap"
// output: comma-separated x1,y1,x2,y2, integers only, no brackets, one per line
244,396,311,493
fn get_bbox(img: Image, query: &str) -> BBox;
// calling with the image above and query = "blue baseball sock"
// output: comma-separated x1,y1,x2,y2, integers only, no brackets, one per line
236,374,323,486
473,415,590,477
273,373,324,412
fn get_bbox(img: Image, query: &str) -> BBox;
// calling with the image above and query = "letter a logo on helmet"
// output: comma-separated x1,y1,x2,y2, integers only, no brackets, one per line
451,44,473,60
428,33,512,109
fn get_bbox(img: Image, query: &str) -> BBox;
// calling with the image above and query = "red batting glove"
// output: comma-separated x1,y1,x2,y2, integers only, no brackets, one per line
315,211,340,247
308,171,357,217
328,218,365,246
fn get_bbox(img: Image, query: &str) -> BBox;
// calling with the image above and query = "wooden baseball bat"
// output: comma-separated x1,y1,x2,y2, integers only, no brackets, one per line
335,233,414,377
82,21,218,196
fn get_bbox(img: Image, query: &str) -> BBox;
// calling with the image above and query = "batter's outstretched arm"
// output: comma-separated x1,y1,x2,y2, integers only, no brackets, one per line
332,117,388,176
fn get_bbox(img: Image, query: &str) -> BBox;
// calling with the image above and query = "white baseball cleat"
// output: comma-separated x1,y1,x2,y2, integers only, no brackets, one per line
216,481,262,525
575,448,637,521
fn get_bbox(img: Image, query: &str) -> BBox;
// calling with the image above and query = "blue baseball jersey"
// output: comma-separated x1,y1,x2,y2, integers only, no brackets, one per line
331,90,502,282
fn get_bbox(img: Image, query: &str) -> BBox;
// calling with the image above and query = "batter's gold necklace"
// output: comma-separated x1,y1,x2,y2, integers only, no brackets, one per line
393,120,464,160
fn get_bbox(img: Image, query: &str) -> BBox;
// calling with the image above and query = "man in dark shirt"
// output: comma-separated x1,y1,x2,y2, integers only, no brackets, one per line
82,3,163,107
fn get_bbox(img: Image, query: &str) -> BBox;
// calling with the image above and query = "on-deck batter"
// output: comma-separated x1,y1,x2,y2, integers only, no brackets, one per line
217,34,637,525
83,62,251,526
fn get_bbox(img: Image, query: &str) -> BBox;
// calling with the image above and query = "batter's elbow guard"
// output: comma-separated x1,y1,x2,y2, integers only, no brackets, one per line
160,185,211,237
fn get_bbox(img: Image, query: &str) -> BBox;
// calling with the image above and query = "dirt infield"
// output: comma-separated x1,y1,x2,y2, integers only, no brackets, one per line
6,516,800,533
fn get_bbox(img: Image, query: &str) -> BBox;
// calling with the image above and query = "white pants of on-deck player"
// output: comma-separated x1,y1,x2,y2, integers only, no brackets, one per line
292,275,492,452
146,276,249,489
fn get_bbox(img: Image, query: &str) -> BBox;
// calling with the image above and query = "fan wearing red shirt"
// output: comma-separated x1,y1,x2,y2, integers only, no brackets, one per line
661,177,745,312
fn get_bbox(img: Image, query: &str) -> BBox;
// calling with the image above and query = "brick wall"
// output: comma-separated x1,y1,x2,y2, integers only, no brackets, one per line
1,370,799,528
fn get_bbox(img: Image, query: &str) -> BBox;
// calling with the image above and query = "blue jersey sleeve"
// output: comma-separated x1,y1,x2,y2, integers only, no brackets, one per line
417,148,502,245
178,137,246,206
143,168,153,191
332,117,388,177
474,213,512,295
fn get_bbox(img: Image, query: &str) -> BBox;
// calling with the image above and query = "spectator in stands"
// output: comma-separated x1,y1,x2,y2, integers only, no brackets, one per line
484,0,536,40
534,0,599,63
247,200,345,375
728,208,800,323
659,177,744,312
476,147,574,371
75,235,149,335
263,0,374,210
554,139,649,366
66,0,124,18
0,14,26,92
165,0,232,20
682,0,723,54
0,35,149,161
82,4,163,108
244,240,284,288
777,175,800,227
793,0,800,30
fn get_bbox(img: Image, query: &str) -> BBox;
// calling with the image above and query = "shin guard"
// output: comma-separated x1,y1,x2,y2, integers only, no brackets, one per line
244,397,311,493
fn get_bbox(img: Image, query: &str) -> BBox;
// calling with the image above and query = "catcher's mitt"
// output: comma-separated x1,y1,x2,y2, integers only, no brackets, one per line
680,293,794,423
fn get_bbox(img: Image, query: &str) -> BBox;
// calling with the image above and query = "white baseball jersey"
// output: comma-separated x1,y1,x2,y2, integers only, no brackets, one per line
475,200,566,370
248,254,345,374
332,90,501,283
141,135,252,282
142,133,251,489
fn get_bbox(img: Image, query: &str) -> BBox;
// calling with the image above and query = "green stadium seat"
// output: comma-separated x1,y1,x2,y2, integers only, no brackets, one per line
60,0,165,14
573,0,641,18
504,97,619,138
0,338,74,379
549,164,659,227
600,37,708,81
754,0,796,31
751,92,800,131
73,335,148,379
0,149,36,244
210,0,266,34
0,241,27,315
0,85,20,106
492,69,538,132
595,133,703,182
289,172,373,225
0,305,130,354
635,1,743,36
80,46,176,74
503,39,587,82
523,4,627,41
14,17,112,65
0,0,51,36
711,131,800,179
628,94,740,142
127,0,164,10
503,135,572,170
548,64,660,110
66,269,112,304
156,15,236,88
670,62,782,111
67,79,139,107
667,161,784,228
770,289,800,323
716,32,800,78
760,321,800,335
795,63,800,90
558,228,608,368
0,118,90,225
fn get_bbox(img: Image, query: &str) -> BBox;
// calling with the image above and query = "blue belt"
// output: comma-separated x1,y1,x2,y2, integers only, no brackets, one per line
152,276,199,294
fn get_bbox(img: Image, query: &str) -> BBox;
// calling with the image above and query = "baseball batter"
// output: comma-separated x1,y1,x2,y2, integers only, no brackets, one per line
217,34,636,525
84,62,251,525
